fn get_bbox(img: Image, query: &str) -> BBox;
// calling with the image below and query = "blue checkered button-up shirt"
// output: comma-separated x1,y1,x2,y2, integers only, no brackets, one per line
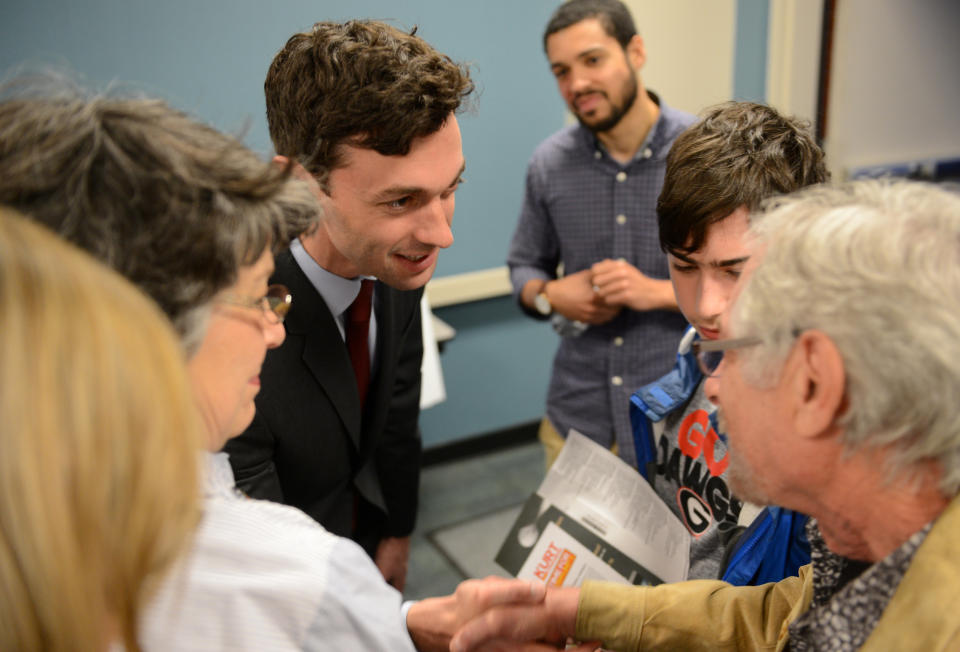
508,93,694,466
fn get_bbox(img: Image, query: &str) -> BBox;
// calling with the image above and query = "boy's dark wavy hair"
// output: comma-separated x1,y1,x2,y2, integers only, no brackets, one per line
658,101,830,257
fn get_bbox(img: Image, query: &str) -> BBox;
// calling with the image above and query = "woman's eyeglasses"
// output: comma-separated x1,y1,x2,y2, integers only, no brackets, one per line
217,284,292,324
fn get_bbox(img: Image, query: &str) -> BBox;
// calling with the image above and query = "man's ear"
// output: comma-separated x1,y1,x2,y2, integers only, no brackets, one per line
791,330,846,440
626,34,646,70
274,155,326,198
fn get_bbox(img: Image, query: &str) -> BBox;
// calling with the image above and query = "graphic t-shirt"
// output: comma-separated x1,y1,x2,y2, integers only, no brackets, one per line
650,380,743,579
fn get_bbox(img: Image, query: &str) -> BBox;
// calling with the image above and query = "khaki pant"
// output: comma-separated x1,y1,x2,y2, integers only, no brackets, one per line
538,417,618,470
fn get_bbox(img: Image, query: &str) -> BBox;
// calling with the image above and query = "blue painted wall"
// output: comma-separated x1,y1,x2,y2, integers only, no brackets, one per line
0,0,769,449
0,0,562,276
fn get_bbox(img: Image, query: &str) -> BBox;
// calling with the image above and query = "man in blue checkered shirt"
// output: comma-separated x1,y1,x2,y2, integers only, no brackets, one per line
508,0,694,467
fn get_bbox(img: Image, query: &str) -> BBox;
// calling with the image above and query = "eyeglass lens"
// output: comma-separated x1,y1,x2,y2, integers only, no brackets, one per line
698,349,725,376
264,285,292,322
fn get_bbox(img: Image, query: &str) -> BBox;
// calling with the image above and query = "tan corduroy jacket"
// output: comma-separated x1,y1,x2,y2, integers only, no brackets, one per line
576,495,960,651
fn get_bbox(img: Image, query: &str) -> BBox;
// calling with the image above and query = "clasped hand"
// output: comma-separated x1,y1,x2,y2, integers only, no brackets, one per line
445,579,598,652
547,259,669,324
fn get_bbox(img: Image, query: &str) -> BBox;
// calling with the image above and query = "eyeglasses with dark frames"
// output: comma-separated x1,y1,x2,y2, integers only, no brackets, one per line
691,336,763,377
217,284,292,324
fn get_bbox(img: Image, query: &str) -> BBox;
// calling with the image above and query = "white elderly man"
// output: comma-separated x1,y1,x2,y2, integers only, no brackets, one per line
450,179,960,652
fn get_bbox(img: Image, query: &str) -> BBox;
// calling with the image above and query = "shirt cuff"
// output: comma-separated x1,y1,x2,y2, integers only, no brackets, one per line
400,599,417,634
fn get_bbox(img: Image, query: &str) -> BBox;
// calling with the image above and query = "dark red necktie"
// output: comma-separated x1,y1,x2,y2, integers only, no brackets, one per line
345,279,374,405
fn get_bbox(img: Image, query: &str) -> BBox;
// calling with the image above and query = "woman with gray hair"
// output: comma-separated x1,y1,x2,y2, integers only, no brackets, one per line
0,82,553,651
0,83,316,357
0,81,319,445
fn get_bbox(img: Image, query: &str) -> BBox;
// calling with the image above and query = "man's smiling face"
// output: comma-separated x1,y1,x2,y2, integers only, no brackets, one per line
546,17,642,133
318,114,465,289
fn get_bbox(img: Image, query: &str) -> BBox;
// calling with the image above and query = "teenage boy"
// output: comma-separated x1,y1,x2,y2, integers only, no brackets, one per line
630,101,829,581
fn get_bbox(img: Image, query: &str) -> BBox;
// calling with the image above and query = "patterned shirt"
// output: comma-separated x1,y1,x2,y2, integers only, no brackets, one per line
507,92,695,465
788,518,931,651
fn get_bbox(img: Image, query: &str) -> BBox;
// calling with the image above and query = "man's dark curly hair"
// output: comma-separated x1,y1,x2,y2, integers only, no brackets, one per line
265,20,474,189
658,101,830,257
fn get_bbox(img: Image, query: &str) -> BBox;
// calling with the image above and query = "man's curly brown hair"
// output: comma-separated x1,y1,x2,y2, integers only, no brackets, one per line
265,20,474,188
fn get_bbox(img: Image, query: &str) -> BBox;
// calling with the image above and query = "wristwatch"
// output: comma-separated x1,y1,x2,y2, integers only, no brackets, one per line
533,285,553,316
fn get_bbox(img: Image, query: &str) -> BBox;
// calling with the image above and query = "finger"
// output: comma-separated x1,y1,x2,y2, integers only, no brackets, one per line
451,606,552,652
486,642,573,652
590,267,621,285
597,289,625,305
458,578,546,609
481,579,546,606
469,642,561,652
591,258,617,272
592,287,621,305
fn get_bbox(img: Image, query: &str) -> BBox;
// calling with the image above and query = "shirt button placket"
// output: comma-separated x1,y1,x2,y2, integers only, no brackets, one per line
613,170,629,261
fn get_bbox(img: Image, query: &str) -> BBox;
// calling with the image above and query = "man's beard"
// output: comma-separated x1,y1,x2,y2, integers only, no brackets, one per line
727,453,771,506
717,407,771,506
574,71,639,134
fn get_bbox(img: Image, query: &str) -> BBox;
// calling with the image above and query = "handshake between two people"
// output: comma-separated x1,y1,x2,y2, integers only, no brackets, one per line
544,259,675,325
407,577,598,652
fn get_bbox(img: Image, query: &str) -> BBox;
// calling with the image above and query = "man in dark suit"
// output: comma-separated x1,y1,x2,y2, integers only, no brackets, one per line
224,19,474,590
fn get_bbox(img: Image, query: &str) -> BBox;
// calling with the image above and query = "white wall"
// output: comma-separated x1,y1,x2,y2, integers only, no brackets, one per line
825,0,960,176
766,0,824,124
626,0,737,116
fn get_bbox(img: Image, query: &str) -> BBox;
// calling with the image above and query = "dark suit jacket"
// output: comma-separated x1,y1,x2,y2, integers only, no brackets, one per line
224,250,423,551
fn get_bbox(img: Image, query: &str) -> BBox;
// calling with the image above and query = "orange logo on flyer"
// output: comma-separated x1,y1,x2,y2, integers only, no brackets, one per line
533,542,575,585
548,549,575,586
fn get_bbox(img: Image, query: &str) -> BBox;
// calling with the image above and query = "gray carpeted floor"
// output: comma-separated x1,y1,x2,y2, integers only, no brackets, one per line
429,504,523,580
403,441,544,600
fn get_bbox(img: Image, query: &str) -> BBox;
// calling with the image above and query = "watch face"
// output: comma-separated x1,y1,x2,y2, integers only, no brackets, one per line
534,292,551,315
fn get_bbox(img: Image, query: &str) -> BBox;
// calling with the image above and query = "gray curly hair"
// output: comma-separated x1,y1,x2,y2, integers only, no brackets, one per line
0,75,319,354
733,179,960,494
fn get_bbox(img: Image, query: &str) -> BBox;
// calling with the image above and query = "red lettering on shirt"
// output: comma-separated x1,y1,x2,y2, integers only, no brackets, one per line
678,409,728,477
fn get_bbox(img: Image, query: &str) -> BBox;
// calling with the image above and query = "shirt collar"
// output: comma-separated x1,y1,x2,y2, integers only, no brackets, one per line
788,518,932,652
583,89,666,164
289,237,375,318
204,451,237,498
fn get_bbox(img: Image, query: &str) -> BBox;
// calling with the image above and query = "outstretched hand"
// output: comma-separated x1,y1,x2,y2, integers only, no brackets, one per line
406,577,551,652
449,585,589,652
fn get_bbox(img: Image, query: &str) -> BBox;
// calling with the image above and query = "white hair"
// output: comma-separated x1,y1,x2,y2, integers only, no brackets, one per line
732,179,960,494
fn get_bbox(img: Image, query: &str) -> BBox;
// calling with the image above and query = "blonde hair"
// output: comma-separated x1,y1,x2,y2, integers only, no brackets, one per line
0,209,203,651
